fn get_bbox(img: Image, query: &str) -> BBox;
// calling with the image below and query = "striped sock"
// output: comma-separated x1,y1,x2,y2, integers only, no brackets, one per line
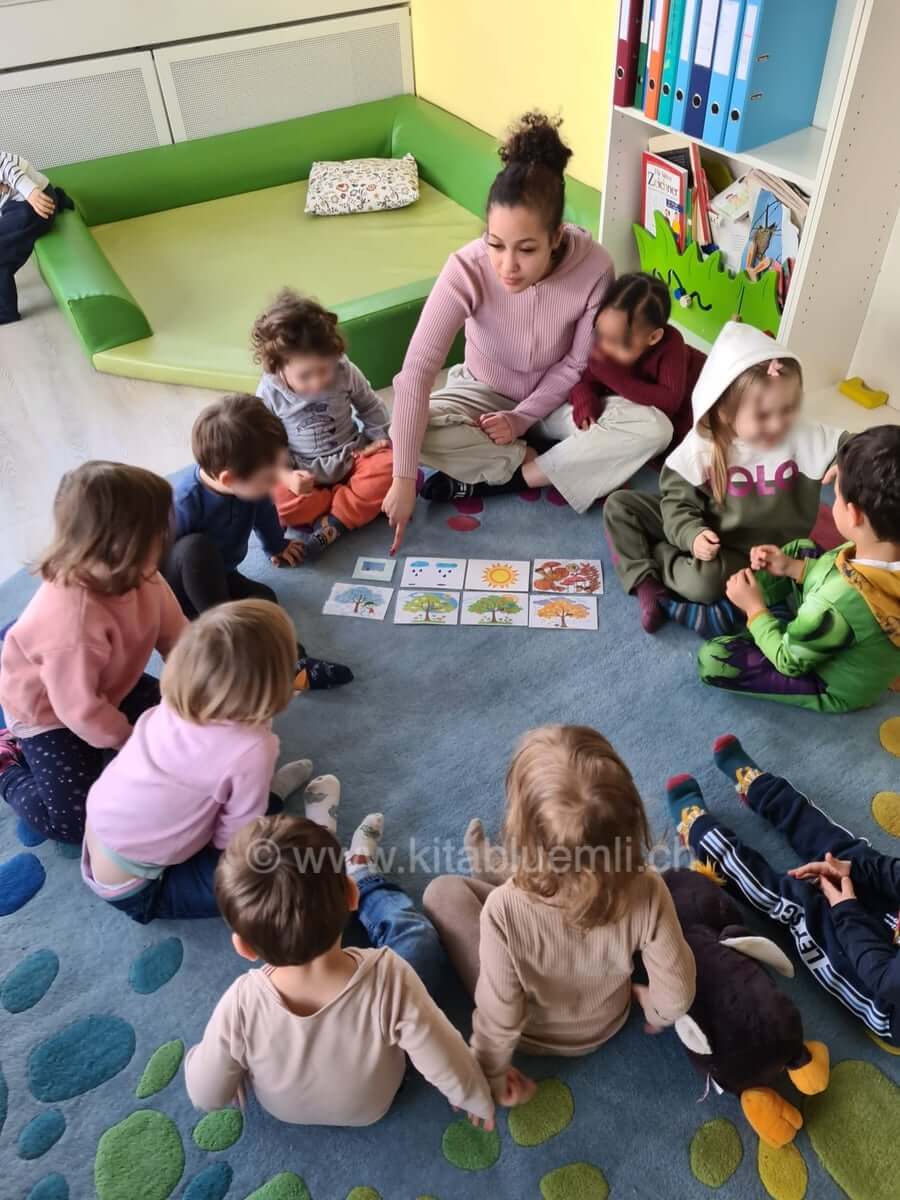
660,596,743,637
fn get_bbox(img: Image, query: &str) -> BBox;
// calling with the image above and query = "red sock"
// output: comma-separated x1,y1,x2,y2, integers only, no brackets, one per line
635,578,670,633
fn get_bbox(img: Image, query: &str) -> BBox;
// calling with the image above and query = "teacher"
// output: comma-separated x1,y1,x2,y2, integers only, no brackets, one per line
383,111,672,551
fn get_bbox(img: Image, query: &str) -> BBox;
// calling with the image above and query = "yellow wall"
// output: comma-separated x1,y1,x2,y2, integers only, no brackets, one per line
409,0,617,191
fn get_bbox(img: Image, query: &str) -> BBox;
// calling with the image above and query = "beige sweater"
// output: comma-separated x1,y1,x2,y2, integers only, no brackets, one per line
471,870,696,1090
184,947,493,1126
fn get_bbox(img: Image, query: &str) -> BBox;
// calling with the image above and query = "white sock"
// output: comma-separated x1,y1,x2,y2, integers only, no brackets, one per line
271,758,313,801
346,812,384,880
292,773,341,834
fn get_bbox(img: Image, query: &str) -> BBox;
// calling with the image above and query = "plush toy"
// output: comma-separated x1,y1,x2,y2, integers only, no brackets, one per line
662,866,830,1147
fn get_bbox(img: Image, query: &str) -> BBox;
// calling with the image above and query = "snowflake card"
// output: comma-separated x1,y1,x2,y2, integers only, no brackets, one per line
463,559,530,592
528,594,598,631
322,582,393,620
394,590,461,625
460,591,528,627
531,559,604,594
353,556,396,582
400,557,466,590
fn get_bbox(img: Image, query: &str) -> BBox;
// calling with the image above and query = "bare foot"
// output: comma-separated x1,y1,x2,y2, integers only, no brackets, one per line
464,818,509,885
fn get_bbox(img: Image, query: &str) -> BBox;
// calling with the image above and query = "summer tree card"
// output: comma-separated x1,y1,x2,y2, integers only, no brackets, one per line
531,559,604,595
528,594,598,631
460,591,528,627
463,559,530,592
353,555,396,582
400,557,466,590
322,582,393,621
394,590,461,625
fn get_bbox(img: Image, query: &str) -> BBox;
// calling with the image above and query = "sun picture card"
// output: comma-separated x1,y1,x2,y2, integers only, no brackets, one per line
531,558,604,595
322,582,393,621
463,559,530,592
393,589,461,625
400,556,467,590
353,555,396,583
460,590,528,627
528,593,599,631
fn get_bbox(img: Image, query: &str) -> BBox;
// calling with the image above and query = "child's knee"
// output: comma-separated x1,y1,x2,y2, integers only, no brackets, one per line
423,874,467,924
602,489,633,531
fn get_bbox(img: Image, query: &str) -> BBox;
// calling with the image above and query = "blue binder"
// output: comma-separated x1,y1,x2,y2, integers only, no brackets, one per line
670,0,702,131
683,0,722,138
723,0,838,153
702,0,747,145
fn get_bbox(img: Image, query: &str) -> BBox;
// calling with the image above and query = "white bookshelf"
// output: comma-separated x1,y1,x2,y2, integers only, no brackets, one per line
600,0,900,425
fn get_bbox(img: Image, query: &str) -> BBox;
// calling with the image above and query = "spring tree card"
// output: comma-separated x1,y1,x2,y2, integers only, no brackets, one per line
323,582,393,621
463,559,530,592
531,559,604,595
460,591,528,627
528,594,598,631
353,556,396,582
400,557,466,590
394,590,461,625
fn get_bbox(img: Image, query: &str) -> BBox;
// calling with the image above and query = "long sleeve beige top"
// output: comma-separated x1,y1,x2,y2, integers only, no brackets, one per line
184,947,493,1126
471,870,696,1091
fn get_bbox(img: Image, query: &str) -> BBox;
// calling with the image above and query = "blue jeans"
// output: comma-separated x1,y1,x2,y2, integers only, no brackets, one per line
355,873,449,1000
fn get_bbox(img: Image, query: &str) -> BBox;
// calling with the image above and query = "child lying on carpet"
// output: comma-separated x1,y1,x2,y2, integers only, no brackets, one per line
162,393,351,691
669,735,900,1048
253,289,393,556
185,812,495,1129
0,462,186,843
570,271,706,451
700,424,900,713
82,599,329,923
424,724,696,1106
603,321,846,637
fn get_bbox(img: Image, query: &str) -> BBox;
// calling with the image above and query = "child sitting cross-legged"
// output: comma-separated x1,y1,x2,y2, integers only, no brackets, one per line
185,812,495,1129
163,393,351,690
253,289,393,556
83,599,331,923
423,725,696,1106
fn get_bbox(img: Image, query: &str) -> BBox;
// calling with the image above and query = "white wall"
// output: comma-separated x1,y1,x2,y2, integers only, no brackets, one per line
850,205,900,410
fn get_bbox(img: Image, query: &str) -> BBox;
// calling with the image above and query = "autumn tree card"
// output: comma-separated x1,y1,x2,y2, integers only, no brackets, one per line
528,594,598,630
394,590,461,625
531,559,604,594
463,559,530,592
400,557,466,590
460,591,528,627
323,582,393,620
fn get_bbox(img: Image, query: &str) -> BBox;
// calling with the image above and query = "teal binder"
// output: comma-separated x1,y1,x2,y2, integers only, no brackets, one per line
658,0,688,125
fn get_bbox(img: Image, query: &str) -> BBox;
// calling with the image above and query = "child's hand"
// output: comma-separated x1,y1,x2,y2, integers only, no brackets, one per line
454,1105,496,1131
632,984,666,1035
498,1067,537,1107
692,529,721,561
823,463,838,486
818,869,856,906
725,567,765,616
27,187,55,218
285,469,316,496
478,412,516,446
360,438,390,458
790,852,852,885
272,541,305,567
750,544,788,574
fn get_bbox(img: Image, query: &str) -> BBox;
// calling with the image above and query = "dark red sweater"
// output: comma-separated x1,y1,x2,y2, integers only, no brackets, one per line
570,325,706,448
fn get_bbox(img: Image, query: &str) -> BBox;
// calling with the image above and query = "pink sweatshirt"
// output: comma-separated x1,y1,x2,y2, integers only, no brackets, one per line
0,575,186,748
83,699,278,895
390,224,614,477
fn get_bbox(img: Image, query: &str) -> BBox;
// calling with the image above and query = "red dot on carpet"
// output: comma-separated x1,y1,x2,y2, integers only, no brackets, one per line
446,516,481,532
518,489,541,503
545,487,567,507
452,497,484,515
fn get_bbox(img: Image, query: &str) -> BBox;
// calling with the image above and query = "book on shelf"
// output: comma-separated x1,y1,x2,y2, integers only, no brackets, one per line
647,132,713,247
641,150,689,251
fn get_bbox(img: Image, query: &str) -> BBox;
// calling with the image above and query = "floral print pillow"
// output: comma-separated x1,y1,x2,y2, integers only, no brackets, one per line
304,154,419,216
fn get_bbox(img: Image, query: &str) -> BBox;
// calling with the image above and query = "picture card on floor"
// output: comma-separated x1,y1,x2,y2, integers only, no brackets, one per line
460,590,528,627
400,557,466,590
463,559,530,592
528,594,598,631
394,589,461,625
353,555,396,582
532,558,604,595
323,582,393,620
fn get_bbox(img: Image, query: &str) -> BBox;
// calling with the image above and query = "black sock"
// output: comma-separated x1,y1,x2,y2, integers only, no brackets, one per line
295,654,354,691
471,468,528,497
419,472,475,502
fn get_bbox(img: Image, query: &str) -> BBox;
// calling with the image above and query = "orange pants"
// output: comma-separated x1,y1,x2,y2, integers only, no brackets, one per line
273,446,393,530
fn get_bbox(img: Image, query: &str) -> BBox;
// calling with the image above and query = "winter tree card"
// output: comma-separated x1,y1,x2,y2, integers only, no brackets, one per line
460,591,528,627
528,594,598,631
394,590,461,625
322,582,393,621
353,555,396,583
463,559,530,592
531,559,604,595
400,557,466,590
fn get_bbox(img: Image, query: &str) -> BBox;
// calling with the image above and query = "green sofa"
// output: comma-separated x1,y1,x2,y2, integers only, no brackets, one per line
37,95,601,391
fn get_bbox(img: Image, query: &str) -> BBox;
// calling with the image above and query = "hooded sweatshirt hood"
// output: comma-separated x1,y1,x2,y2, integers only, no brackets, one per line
689,321,801,429
837,550,900,648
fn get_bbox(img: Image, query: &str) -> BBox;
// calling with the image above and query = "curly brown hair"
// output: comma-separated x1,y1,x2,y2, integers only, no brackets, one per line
251,288,346,374
487,111,572,233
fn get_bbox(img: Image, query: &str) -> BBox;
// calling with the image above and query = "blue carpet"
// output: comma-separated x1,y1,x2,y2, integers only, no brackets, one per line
1,475,899,1200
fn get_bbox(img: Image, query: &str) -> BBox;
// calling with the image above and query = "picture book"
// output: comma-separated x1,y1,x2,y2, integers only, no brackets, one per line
353,556,396,582
463,559,530,592
531,559,604,595
322,582,393,621
741,189,799,284
394,590,461,625
400,557,466,590
528,594,599,631
641,150,689,251
460,591,528,627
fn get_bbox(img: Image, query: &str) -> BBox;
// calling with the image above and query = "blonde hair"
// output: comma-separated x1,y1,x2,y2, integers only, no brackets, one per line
699,358,803,504
161,599,296,725
37,461,172,596
503,725,650,930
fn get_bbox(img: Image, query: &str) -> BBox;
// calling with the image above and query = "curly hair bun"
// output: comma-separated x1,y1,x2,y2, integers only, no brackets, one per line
499,112,572,176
